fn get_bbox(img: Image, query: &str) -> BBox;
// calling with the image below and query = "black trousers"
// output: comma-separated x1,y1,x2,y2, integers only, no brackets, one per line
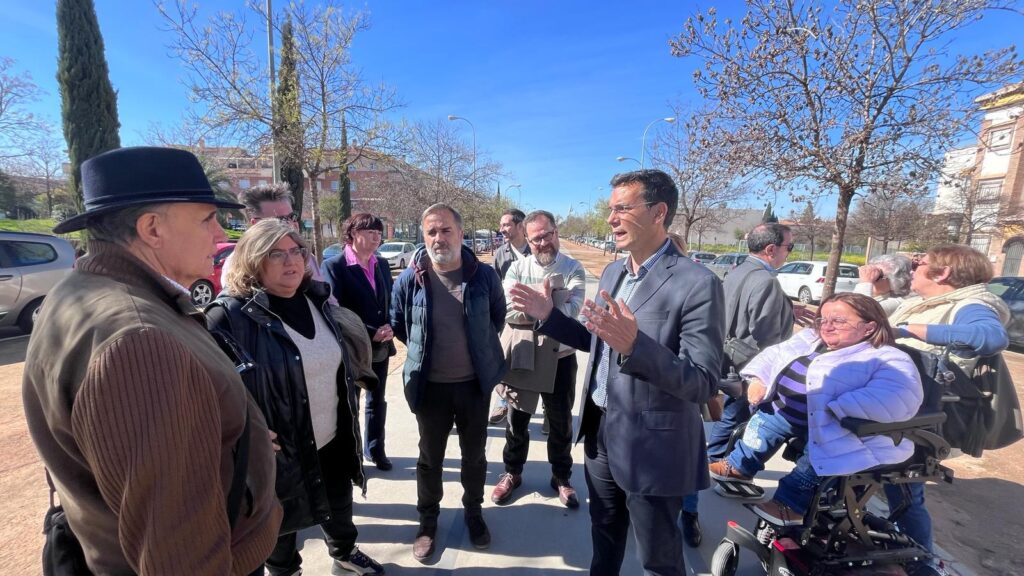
264,438,358,575
585,407,685,576
503,354,577,480
414,379,489,526
363,358,390,460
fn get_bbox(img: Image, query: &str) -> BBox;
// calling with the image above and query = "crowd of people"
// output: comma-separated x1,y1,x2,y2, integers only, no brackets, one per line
22,146,1011,576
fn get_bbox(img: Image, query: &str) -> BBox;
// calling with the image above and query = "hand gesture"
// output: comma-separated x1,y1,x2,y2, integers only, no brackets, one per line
509,278,554,322
859,264,882,284
746,377,767,405
372,324,394,342
580,290,638,356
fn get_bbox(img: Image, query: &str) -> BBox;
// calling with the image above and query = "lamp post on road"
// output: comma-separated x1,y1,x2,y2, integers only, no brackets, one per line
504,183,522,207
447,115,476,193
640,117,676,168
616,156,641,167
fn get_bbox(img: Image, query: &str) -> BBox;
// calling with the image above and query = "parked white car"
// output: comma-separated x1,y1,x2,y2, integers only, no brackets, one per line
378,241,416,269
0,232,76,332
776,260,860,304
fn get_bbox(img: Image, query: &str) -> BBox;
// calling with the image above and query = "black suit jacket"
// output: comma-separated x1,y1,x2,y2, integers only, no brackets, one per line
539,241,725,496
320,253,394,342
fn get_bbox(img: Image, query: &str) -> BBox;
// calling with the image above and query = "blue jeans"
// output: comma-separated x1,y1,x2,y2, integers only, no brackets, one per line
706,395,753,460
725,409,802,477
682,493,698,514
771,451,822,516
884,482,933,553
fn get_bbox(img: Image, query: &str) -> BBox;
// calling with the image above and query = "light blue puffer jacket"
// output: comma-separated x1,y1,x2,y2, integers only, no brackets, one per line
741,329,923,476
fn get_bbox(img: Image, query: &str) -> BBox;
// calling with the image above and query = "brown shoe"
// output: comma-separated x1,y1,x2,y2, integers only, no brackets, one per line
709,460,753,483
491,472,522,505
412,524,436,563
550,477,579,509
753,499,802,527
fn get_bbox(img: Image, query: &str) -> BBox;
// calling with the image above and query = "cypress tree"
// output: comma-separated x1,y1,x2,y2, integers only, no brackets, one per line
761,201,778,223
56,0,121,219
275,16,305,223
338,114,352,223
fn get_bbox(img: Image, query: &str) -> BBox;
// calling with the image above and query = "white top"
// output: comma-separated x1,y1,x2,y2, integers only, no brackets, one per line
281,297,341,449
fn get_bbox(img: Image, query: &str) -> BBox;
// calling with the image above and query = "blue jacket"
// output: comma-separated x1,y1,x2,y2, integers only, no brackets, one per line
391,246,508,412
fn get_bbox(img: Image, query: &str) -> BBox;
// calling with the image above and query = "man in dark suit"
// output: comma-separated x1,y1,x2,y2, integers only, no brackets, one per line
509,169,724,576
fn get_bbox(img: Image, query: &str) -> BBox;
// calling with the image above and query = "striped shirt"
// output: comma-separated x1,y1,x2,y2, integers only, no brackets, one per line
771,346,825,427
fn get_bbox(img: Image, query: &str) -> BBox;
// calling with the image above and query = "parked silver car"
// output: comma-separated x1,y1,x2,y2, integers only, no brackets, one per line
707,253,748,279
0,232,76,332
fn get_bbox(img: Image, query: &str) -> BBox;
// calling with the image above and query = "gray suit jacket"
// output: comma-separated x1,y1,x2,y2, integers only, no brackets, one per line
539,241,724,496
722,257,794,371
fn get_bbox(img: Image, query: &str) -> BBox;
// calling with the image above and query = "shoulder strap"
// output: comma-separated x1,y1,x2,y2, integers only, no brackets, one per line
226,409,250,529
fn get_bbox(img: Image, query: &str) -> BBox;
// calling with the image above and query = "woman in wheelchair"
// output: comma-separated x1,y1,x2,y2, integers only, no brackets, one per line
708,292,924,524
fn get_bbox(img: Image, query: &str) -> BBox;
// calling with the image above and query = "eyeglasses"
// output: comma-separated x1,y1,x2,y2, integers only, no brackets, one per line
778,243,795,252
256,212,299,223
267,246,308,264
528,230,556,246
609,202,655,215
813,316,864,331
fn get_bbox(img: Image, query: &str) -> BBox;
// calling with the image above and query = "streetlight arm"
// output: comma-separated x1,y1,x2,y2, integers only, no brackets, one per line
448,115,477,190
640,117,676,168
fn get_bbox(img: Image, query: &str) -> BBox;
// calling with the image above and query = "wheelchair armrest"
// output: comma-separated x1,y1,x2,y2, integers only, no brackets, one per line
840,412,947,437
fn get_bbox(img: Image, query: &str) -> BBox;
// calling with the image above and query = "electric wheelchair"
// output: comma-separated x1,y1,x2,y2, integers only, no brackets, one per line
709,347,962,576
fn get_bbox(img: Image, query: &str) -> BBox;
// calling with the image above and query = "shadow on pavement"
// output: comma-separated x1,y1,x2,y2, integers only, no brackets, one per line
0,332,29,366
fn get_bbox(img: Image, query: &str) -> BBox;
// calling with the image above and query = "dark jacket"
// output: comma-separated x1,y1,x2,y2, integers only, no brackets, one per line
206,280,368,534
722,256,794,372
320,251,394,347
492,241,530,281
391,246,508,411
539,241,725,496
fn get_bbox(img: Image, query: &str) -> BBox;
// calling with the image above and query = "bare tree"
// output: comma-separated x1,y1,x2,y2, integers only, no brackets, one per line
651,106,750,245
0,58,45,160
788,201,832,259
849,185,930,253
933,165,1003,244
157,0,403,257
671,0,1024,298
9,125,68,218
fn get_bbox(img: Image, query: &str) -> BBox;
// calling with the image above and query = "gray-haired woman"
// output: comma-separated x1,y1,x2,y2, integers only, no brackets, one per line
856,253,913,315
205,219,384,576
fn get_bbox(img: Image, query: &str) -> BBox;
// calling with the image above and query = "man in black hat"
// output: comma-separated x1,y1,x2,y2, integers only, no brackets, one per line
23,146,283,575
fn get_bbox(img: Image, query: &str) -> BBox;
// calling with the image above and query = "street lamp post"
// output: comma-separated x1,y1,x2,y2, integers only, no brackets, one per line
616,156,641,167
447,115,476,193
640,117,676,168
504,183,522,207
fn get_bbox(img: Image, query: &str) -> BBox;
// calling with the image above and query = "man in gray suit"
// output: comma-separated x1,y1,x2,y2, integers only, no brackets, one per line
510,169,724,576
697,223,799,517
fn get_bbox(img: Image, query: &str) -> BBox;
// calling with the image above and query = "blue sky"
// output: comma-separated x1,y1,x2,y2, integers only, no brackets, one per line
2,1,1020,219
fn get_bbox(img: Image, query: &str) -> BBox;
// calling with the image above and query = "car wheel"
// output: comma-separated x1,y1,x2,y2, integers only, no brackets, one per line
798,287,813,304
17,298,44,333
190,280,215,306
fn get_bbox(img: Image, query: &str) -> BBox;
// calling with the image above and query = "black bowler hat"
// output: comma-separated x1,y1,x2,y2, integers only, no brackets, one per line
53,146,245,234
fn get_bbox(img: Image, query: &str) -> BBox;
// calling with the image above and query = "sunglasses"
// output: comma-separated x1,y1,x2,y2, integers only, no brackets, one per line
778,242,795,252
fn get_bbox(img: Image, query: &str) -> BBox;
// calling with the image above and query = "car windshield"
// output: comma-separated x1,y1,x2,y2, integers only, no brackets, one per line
380,243,404,251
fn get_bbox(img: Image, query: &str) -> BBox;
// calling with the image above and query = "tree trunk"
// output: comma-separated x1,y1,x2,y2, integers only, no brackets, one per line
823,186,855,301
310,178,324,265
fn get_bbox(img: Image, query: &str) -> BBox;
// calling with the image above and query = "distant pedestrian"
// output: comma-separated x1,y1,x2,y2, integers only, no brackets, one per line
23,147,282,575
391,203,508,562
492,210,586,509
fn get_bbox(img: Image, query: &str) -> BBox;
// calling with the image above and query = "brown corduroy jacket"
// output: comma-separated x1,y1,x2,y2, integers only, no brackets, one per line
22,241,282,575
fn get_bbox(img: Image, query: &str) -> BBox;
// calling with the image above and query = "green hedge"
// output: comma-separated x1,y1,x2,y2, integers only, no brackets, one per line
0,219,82,242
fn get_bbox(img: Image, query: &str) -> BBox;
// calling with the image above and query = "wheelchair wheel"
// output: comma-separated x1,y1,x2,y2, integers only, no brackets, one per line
710,540,740,576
